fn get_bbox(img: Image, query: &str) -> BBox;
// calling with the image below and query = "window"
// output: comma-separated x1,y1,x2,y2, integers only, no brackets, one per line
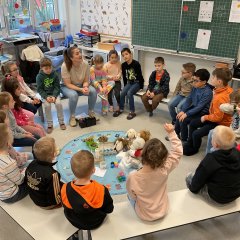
6,0,58,30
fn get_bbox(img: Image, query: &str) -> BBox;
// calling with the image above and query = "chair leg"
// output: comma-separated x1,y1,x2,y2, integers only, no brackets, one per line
38,105,44,122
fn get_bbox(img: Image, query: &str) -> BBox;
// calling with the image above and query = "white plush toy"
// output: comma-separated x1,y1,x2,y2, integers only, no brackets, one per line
119,137,145,170
126,128,137,141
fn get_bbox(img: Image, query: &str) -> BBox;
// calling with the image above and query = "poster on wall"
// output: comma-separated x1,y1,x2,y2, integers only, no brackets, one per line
229,0,240,23
80,0,131,38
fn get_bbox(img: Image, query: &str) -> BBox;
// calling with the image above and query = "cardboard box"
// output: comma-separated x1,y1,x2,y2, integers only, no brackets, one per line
97,42,115,50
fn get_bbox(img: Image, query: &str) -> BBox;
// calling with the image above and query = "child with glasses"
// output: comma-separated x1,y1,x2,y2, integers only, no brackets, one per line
174,69,213,142
2,61,42,114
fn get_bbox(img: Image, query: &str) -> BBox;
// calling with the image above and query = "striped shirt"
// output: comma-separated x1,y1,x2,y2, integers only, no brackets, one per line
0,154,24,200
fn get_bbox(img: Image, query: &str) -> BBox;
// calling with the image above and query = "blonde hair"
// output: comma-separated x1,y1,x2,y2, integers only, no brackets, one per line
33,137,56,162
0,123,12,149
0,92,11,109
1,61,16,75
212,126,236,150
71,150,94,179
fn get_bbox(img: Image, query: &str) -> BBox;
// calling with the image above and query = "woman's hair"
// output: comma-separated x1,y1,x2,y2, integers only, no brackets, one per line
93,54,104,65
0,91,11,109
1,75,22,110
63,46,78,72
1,61,16,75
230,89,240,104
0,110,7,123
108,49,118,58
141,138,168,169
0,123,10,149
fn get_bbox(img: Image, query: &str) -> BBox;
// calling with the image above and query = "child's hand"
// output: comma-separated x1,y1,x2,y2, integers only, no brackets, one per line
150,92,155,98
51,97,56,103
33,98,40,104
146,90,151,97
164,123,175,134
24,132,34,138
28,121,35,126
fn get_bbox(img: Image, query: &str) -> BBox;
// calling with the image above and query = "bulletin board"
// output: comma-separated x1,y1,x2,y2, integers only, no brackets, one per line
80,0,131,38
132,0,240,59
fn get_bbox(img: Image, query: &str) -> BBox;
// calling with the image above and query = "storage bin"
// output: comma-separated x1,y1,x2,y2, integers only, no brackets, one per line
97,42,115,51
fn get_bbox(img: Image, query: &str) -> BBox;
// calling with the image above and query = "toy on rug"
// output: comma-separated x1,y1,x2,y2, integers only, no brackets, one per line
114,137,130,152
117,171,126,182
138,130,151,142
126,128,137,141
110,161,119,168
82,136,99,151
98,135,108,143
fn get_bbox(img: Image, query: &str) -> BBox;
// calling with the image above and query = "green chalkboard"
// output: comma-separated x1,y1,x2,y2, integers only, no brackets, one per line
132,0,240,59
132,0,182,51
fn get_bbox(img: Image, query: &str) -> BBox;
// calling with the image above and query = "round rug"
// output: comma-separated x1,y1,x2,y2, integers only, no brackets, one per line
57,130,132,195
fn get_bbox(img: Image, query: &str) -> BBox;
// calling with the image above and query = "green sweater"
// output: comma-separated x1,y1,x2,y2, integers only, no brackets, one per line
36,70,60,99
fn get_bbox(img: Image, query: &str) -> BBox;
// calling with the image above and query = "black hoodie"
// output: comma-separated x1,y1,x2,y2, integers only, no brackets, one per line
188,147,240,204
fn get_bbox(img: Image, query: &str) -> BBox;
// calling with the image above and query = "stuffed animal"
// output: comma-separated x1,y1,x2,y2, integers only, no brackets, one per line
138,130,151,142
119,136,145,170
114,137,130,152
126,128,137,140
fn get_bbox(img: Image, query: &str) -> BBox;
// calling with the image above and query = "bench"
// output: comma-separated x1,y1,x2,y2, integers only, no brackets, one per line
91,189,240,240
0,196,77,240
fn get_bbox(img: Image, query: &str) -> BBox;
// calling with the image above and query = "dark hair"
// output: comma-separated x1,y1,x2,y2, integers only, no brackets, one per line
40,57,52,68
71,150,94,178
183,63,196,74
1,75,22,110
0,110,7,123
109,49,118,58
154,57,165,64
63,46,79,72
230,89,240,104
121,47,131,55
141,138,168,169
194,69,210,82
212,68,232,86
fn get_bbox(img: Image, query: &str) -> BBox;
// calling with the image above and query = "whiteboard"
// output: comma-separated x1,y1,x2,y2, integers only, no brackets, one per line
80,0,131,38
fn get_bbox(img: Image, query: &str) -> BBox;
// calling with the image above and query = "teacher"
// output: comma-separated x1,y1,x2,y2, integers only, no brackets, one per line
61,46,97,127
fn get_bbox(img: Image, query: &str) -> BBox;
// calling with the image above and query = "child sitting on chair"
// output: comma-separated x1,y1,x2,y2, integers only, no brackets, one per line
2,61,41,114
141,57,170,117
126,123,183,221
0,122,28,203
61,150,114,229
104,50,122,112
186,126,240,204
25,137,62,209
113,48,144,120
90,55,115,115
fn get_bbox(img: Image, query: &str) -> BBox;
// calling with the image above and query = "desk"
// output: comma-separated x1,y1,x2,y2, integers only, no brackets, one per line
0,33,39,44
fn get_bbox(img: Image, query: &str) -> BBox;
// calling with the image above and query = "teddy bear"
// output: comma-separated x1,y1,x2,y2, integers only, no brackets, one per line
118,136,145,170
114,137,130,153
138,130,151,142
126,128,137,142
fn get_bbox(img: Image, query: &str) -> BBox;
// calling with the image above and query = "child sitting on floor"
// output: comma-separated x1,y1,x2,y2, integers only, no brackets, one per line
90,55,115,115
186,126,240,204
2,61,41,114
126,123,183,221
104,50,122,112
25,136,62,209
0,92,39,147
0,110,33,167
0,123,28,203
61,150,114,229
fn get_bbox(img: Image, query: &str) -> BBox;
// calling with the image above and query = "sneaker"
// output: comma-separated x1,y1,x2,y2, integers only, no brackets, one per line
149,111,153,117
113,110,123,117
69,116,77,127
98,93,108,101
109,106,114,112
102,111,108,116
127,112,136,120
88,111,100,121
47,126,53,134
60,123,66,130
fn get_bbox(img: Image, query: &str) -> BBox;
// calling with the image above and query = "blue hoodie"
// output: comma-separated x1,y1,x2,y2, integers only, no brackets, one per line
181,84,213,117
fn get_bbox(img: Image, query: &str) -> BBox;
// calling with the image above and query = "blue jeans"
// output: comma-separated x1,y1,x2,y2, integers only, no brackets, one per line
13,134,40,147
168,95,187,124
2,182,28,203
61,85,97,116
119,83,140,112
